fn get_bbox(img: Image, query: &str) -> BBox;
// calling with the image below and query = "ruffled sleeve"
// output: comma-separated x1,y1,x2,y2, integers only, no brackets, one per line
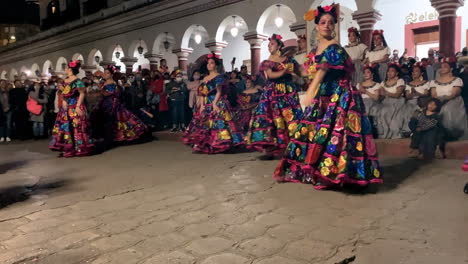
453,77,463,87
315,44,348,71
259,60,276,75
74,79,86,92
396,79,405,87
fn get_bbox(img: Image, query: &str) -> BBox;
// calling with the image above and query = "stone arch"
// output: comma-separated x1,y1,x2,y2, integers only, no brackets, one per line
181,24,209,50
256,4,297,34
127,39,149,58
31,63,41,77
152,32,177,55
43,60,53,75
215,15,249,42
55,57,68,72
71,53,85,63
108,44,125,70
9,68,18,81
87,49,103,67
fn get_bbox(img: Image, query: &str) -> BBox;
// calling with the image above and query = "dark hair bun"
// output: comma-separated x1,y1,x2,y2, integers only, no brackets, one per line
314,5,338,24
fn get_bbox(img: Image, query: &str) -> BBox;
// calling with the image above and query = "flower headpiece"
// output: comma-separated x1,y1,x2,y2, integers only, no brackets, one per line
298,34,306,40
207,53,221,59
68,60,79,68
305,4,338,24
348,27,359,34
171,69,184,78
372,30,384,36
388,62,401,69
269,34,283,41
107,65,118,73
413,61,427,69
441,56,457,64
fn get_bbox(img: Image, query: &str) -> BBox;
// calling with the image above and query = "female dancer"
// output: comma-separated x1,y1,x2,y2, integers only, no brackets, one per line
236,77,262,136
100,65,148,148
405,62,430,109
183,53,243,153
358,67,382,136
50,61,94,157
364,30,390,82
379,65,406,138
274,5,382,189
430,57,468,140
345,27,367,85
246,34,303,159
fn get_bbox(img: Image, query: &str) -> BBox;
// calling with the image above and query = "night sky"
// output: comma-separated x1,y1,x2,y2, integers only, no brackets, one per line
0,0,40,25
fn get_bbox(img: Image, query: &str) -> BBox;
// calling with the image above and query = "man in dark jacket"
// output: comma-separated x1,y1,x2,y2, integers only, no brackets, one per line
9,80,29,140
165,70,187,132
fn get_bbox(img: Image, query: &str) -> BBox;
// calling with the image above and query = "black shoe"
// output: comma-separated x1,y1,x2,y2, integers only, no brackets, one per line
464,183,468,194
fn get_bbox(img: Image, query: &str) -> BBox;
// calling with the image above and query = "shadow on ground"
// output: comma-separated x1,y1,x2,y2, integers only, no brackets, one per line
0,179,71,209
0,160,28,174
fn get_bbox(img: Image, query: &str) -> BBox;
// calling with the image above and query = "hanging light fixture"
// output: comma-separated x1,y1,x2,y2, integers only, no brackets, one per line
230,16,239,37
95,56,100,63
35,70,40,76
137,39,144,55
163,32,170,51
115,44,121,59
194,25,202,44
62,62,67,70
274,4,284,28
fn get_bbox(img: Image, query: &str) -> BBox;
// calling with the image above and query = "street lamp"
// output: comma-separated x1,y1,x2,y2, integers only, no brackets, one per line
95,56,100,63
137,39,144,55
194,25,202,44
275,5,284,28
163,32,170,51
230,16,239,37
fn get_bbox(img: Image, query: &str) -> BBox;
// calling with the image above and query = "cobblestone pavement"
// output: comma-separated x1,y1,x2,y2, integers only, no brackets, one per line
0,136,467,264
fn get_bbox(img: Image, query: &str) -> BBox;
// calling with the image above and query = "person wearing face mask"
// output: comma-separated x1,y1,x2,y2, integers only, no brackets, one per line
165,70,188,132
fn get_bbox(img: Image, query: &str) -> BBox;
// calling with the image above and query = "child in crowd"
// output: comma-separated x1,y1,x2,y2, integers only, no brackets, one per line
408,98,444,160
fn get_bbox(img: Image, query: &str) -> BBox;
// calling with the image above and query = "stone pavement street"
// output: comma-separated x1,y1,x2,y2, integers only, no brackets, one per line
0,135,467,264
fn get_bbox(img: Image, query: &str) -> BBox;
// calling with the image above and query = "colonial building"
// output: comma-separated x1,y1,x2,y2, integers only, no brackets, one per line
0,0,465,81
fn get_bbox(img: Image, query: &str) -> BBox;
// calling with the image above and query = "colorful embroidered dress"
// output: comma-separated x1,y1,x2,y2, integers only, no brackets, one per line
49,79,94,157
100,83,147,142
236,90,262,135
183,74,243,153
246,57,303,155
274,44,383,189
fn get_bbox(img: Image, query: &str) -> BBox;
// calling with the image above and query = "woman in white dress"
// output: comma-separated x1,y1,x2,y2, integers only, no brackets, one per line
379,64,406,139
430,57,468,140
358,67,382,137
345,27,367,85
364,30,390,82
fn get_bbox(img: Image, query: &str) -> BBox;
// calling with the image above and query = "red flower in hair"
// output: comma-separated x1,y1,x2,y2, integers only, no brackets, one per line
348,27,358,33
314,9,319,17
372,30,384,36
441,57,457,64
323,5,333,12
269,34,283,41
68,60,78,68
207,53,220,59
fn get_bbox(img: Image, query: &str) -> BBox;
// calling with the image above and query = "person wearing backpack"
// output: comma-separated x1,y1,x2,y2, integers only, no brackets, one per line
28,81,48,139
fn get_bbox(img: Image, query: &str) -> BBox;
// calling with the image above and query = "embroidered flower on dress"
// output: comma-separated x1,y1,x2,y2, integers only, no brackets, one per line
373,168,380,178
331,136,339,145
320,167,330,176
324,157,333,167
356,141,363,151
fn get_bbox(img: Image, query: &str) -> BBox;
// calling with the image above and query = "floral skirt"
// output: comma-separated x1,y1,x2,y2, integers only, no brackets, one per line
274,80,383,189
49,105,94,157
246,81,303,155
113,105,148,142
183,99,244,154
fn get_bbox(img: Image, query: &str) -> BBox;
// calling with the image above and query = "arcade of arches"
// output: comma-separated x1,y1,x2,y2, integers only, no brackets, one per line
0,0,465,81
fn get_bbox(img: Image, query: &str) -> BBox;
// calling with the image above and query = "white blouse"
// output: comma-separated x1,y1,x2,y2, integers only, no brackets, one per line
381,79,405,94
345,43,368,61
366,46,390,63
358,82,381,99
405,81,430,97
430,77,463,97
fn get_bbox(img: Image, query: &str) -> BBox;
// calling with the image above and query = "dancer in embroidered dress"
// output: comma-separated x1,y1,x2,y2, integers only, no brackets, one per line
50,61,94,157
345,27,367,85
246,34,303,159
364,30,390,82
183,53,243,153
430,57,468,140
378,65,406,139
236,77,262,136
99,65,148,148
274,5,382,189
